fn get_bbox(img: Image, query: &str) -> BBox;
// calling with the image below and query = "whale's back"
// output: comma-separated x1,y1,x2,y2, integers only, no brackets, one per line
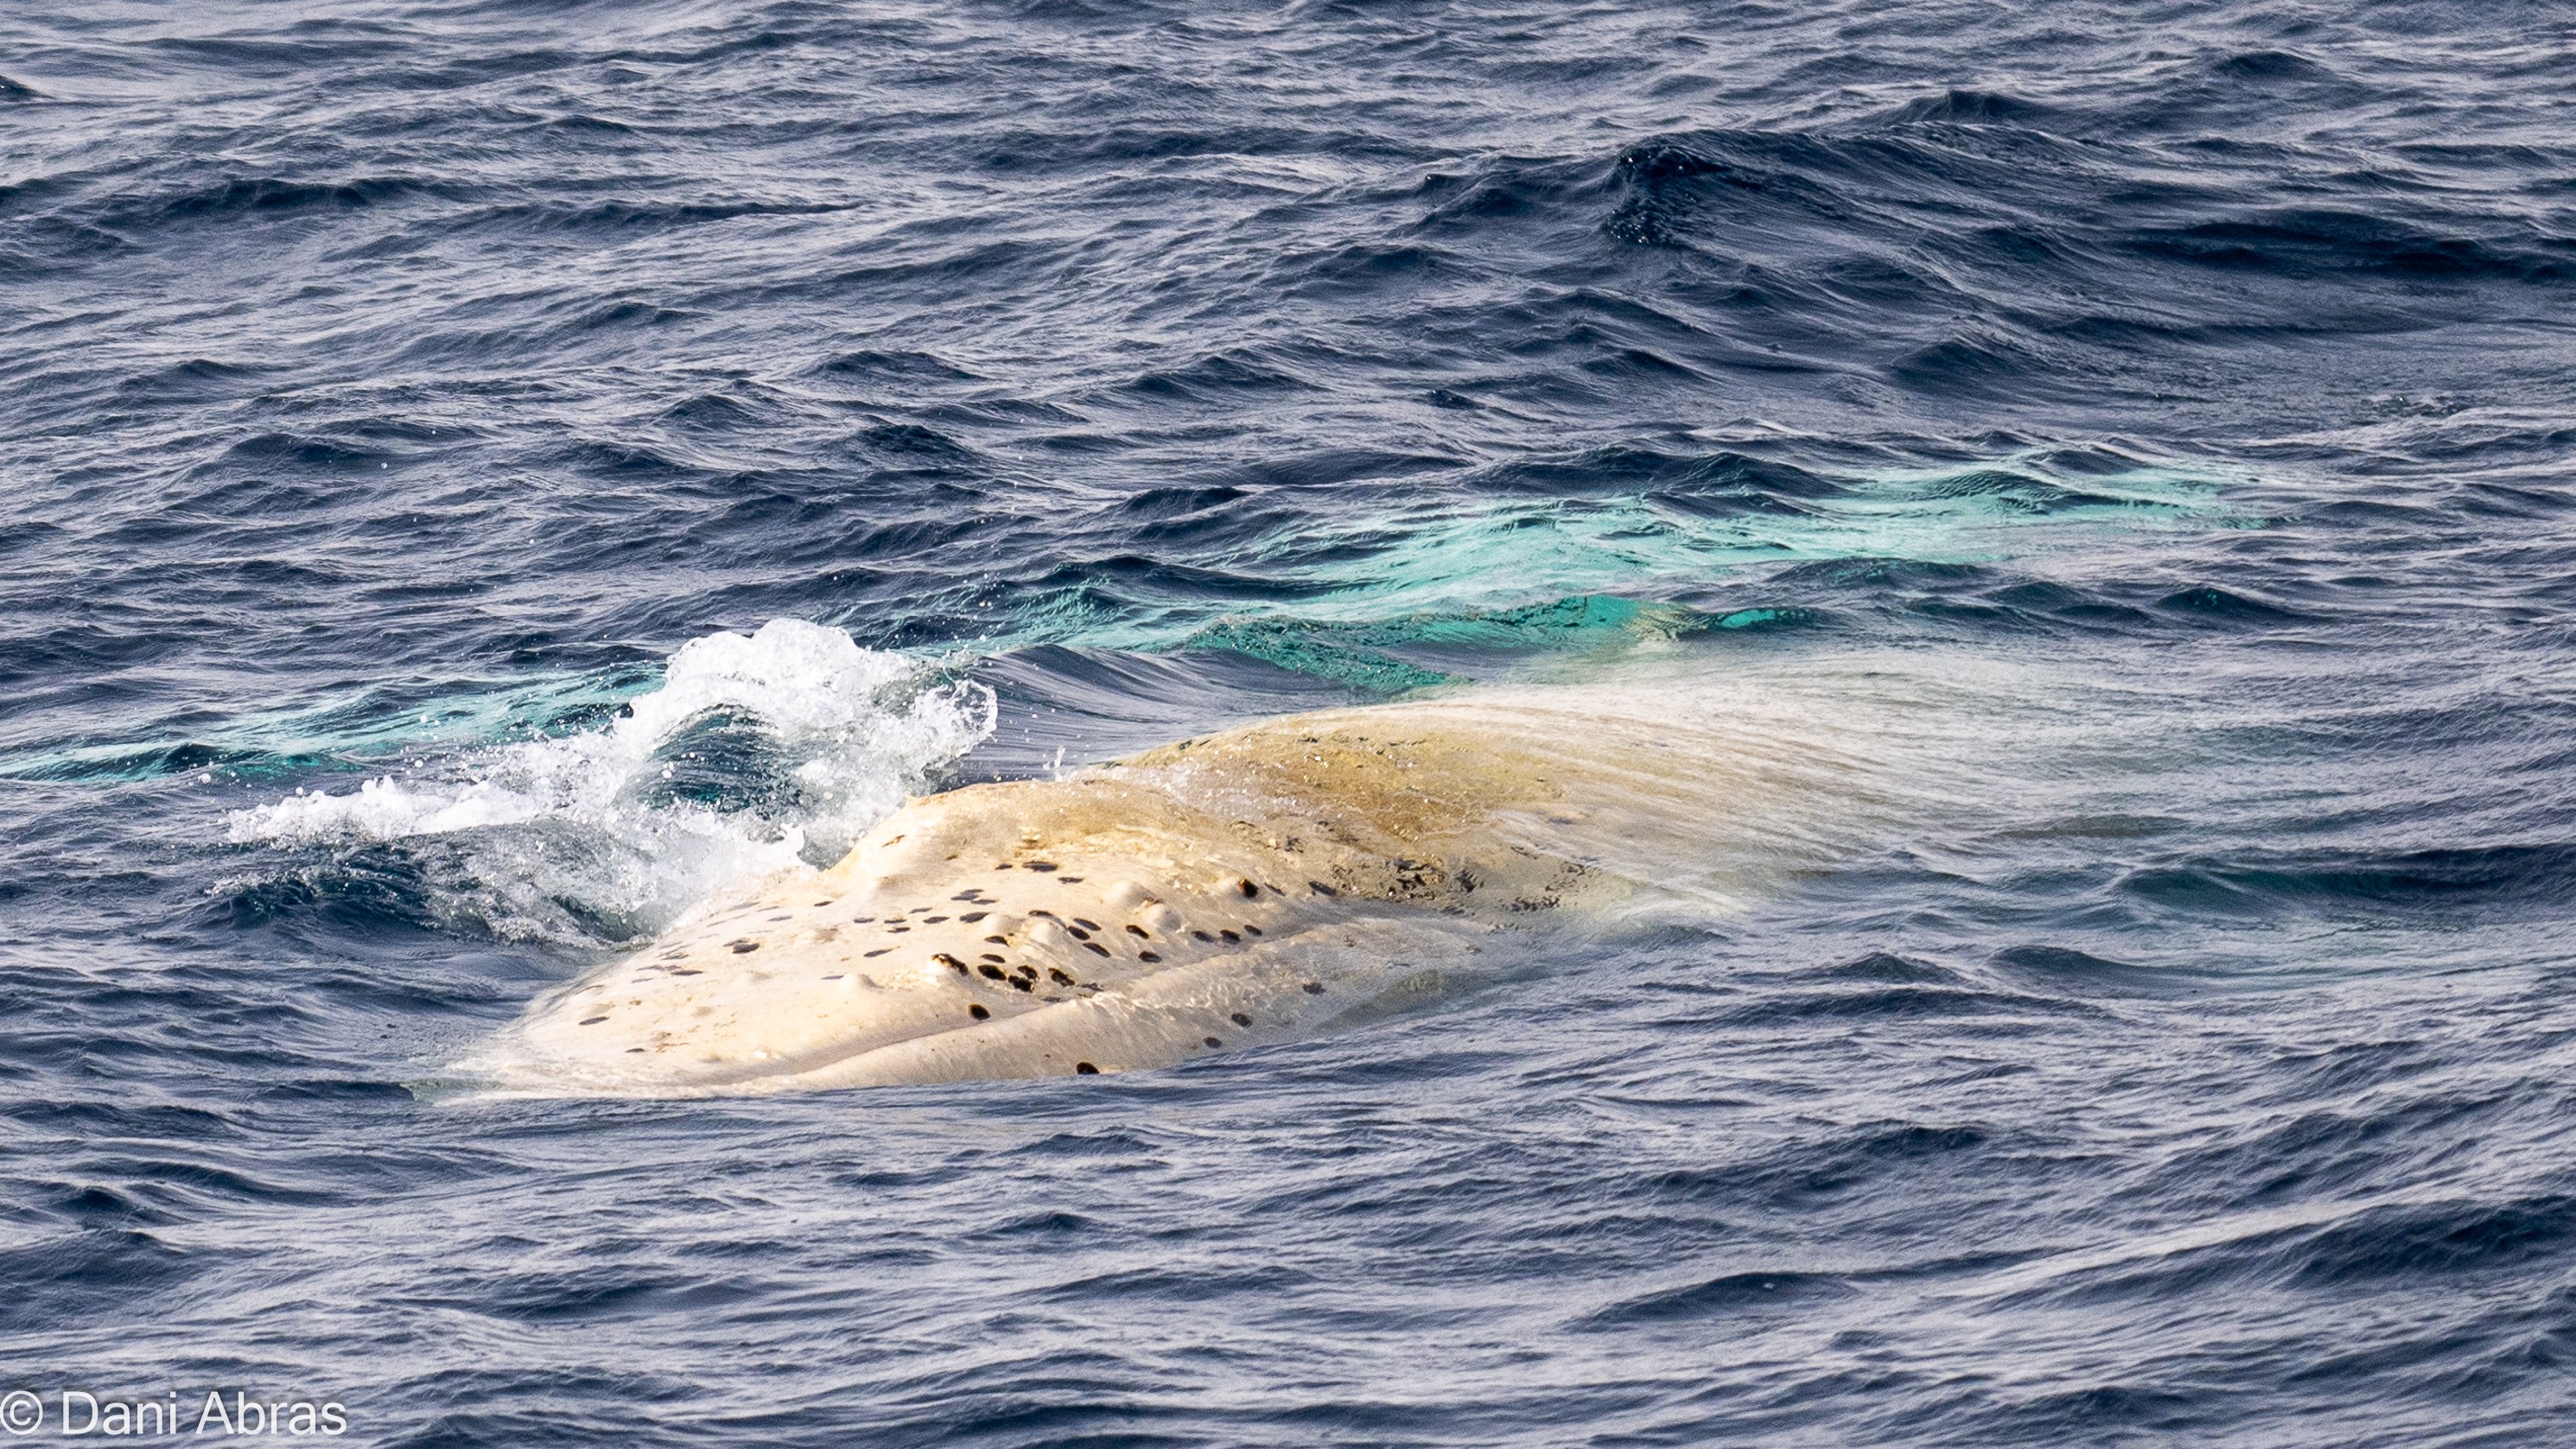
451,679,1899,1096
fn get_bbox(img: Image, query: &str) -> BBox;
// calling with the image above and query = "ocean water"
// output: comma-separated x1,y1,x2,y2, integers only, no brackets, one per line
4,0,2575,1443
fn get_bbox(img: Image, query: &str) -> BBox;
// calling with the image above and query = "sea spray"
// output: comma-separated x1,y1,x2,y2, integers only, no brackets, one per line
226,620,995,943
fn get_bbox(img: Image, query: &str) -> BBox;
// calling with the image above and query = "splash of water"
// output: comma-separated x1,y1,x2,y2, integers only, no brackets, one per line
225,620,995,943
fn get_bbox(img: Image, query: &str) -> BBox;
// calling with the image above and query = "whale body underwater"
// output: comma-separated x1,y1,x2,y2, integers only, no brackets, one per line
453,661,1993,1097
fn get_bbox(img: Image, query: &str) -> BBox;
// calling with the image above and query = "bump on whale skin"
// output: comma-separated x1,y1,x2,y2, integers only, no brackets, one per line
450,684,1883,1097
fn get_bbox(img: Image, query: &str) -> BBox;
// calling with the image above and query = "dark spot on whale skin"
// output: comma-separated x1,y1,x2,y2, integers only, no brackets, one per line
671,969,702,976
994,862,1014,870
1138,951,1161,963
850,916,875,924
1203,1036,1222,1048
1075,1062,1099,1075
1048,968,1075,984
1125,925,1149,937
969,1004,990,1020
1067,926,1091,941
811,900,832,907
1193,930,1213,942
1243,925,1263,937
883,836,904,846
1237,878,1258,898
823,974,843,980
984,935,1008,944
1307,881,1338,897
863,949,889,957
1027,861,1058,873
951,891,983,901
978,963,1007,980
626,1047,646,1053
579,1016,608,1026
1074,918,1101,931
766,912,792,922
1029,909,1058,918
1219,930,1240,943
981,954,1007,963
1013,963,1037,978
1231,1012,1252,1026
888,925,911,933
1059,876,1084,883
960,912,989,922
729,940,760,953
924,915,949,924
1302,982,1325,994
935,953,968,974
1084,943,1111,956
1008,977,1032,992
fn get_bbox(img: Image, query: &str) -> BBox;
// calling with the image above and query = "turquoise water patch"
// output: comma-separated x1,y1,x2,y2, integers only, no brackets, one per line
1256,456,2240,620
1182,594,1714,692
1091,453,2245,688
1008,453,2242,652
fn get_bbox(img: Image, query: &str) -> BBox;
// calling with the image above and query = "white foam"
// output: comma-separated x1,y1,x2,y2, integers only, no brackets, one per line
226,620,995,942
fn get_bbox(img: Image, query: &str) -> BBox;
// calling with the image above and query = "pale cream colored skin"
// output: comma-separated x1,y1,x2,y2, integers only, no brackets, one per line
455,682,1889,1097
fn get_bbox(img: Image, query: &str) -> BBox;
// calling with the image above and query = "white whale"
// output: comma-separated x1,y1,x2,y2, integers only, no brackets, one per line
451,656,1997,1097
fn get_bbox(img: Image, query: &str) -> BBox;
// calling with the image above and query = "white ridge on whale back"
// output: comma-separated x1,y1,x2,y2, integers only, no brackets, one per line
447,658,1993,1097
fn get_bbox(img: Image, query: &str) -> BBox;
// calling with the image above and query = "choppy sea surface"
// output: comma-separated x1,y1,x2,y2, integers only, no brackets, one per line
5,2,2575,1443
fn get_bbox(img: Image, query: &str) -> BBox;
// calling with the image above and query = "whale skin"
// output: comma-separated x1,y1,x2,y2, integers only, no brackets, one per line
453,683,1860,1096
